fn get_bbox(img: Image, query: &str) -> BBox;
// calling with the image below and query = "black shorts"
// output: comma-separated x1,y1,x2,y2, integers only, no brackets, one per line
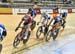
23,22,29,26
62,15,66,18
54,21,60,24
2,30,7,36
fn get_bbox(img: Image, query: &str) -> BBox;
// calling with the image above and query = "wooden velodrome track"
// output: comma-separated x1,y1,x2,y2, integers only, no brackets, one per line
0,14,75,54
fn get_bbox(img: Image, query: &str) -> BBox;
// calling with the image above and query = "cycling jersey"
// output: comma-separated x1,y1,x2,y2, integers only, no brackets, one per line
23,15,32,22
54,16,62,24
45,14,50,20
38,13,50,26
0,24,6,36
31,9,36,17
55,16,62,22
22,15,32,26
41,13,50,22
53,13,59,18
0,24,5,30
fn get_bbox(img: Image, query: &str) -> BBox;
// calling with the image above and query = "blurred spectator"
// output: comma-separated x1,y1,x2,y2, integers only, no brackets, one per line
7,0,13,3
2,0,7,2
63,0,67,3
63,0,72,4
33,2,39,9
0,0,2,2
66,0,72,4
63,0,73,6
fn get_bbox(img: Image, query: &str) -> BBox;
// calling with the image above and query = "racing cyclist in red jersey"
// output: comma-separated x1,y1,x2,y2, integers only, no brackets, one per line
15,13,32,37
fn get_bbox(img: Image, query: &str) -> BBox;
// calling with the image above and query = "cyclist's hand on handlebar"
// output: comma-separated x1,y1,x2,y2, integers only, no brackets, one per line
15,27,19,32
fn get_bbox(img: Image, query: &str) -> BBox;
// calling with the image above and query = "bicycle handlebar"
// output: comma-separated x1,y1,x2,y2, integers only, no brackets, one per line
15,26,23,32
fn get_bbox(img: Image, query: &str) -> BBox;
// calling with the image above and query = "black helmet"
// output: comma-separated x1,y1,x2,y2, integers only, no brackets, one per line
29,8,32,12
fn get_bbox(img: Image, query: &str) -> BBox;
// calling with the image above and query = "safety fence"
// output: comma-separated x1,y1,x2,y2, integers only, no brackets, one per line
0,8,75,15
12,8,75,15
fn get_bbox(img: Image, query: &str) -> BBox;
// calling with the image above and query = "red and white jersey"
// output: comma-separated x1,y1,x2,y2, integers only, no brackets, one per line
22,15,32,23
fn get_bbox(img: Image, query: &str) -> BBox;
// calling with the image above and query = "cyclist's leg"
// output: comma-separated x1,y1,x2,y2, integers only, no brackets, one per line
25,23,31,36
20,22,28,39
44,19,49,33
63,16,66,23
23,25,29,39
42,18,46,24
62,17,66,29
53,21,60,28
28,23,32,32
40,18,46,32
52,22,60,36
63,17,66,24
21,26,26,35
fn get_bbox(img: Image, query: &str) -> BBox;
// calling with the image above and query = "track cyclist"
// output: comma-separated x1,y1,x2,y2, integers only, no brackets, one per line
51,15,62,38
61,12,67,29
15,12,32,37
28,8,37,20
37,12,51,33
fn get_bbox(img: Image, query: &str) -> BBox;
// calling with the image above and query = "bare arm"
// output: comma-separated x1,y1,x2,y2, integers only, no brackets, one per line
17,20,23,28
15,18,24,31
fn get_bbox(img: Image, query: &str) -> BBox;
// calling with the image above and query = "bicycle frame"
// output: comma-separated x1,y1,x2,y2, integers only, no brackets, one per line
17,26,27,41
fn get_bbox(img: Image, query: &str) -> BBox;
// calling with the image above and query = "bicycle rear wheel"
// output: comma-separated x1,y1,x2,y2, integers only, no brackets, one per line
45,30,52,42
36,26,42,39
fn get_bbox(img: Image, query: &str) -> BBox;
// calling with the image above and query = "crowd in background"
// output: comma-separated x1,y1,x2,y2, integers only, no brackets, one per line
0,0,72,3
63,0,73,4
0,0,12,3
0,0,73,8
0,0,7,2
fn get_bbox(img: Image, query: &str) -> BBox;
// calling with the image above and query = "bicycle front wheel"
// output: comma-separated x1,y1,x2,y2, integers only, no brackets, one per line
45,30,52,42
36,26,42,39
13,33,20,48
